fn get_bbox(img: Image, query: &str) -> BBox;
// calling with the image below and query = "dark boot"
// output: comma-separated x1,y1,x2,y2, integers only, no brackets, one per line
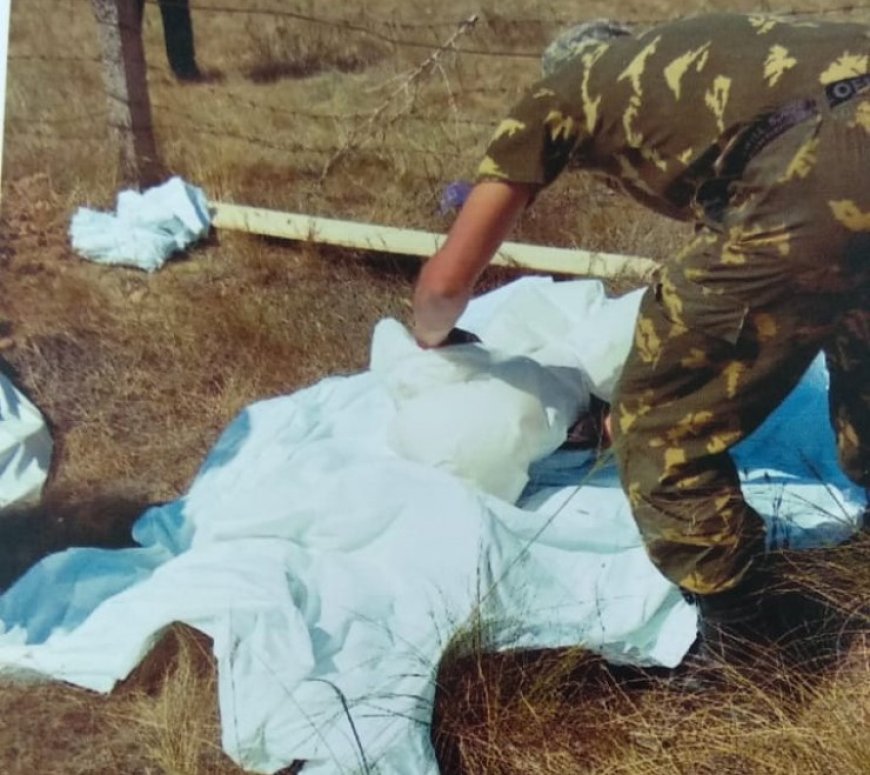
158,0,202,81
689,551,835,666
691,577,767,665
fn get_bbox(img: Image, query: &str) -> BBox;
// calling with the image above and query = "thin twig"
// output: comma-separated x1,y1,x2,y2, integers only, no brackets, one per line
320,14,479,180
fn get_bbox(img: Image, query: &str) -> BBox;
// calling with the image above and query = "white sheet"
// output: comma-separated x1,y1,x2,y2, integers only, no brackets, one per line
0,371,52,512
69,176,210,272
0,278,864,775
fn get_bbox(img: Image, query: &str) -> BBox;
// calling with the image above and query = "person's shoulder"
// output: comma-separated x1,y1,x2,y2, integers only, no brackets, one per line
589,14,752,58
639,12,769,38
618,11,865,61
642,11,866,38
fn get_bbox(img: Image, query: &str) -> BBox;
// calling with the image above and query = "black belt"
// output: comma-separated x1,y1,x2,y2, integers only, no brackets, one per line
693,74,870,220
718,73,870,180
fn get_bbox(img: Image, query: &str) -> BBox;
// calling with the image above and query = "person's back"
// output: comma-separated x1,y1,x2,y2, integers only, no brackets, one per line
482,13,868,218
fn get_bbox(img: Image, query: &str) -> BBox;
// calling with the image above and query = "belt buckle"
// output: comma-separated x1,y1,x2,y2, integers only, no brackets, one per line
826,74,870,107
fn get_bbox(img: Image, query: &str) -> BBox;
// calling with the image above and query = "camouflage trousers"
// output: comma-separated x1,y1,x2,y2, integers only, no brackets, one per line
612,90,870,595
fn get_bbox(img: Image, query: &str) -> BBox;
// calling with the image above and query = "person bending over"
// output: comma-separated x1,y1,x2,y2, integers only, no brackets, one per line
412,13,869,653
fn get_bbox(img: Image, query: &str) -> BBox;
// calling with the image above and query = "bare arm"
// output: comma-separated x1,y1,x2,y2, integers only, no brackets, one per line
412,180,535,347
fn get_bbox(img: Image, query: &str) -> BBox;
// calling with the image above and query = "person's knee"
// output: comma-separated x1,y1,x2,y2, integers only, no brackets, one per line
611,416,657,505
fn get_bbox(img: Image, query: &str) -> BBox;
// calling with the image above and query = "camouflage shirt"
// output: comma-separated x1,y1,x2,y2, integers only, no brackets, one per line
477,13,869,220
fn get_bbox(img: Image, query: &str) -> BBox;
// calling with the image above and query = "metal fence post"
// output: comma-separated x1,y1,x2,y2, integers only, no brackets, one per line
90,0,163,188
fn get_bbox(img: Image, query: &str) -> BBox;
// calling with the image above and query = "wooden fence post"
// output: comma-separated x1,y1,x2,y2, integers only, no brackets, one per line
90,0,163,188
0,0,11,201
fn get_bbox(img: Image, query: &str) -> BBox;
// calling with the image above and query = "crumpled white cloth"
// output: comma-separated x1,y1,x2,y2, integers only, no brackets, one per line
0,278,864,775
0,372,52,512
69,176,210,272
371,318,591,502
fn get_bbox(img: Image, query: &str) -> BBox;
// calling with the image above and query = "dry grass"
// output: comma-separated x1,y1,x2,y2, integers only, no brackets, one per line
2,0,868,773
0,625,252,775
435,546,870,774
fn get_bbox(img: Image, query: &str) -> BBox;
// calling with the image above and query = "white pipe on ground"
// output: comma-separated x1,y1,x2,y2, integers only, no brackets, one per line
209,202,660,284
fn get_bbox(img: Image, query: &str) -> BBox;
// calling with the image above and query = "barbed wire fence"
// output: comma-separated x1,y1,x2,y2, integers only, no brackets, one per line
4,0,869,204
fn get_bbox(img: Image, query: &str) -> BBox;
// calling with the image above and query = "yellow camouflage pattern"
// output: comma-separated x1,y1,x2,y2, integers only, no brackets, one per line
613,91,870,594
477,13,868,220
476,13,868,594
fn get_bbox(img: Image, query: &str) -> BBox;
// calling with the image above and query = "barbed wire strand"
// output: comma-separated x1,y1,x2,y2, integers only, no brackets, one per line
8,2,867,179
7,53,101,62
320,13,481,178
4,128,105,142
57,0,870,22
11,3,866,64
162,0,868,28
148,93,497,128
6,114,108,126
151,114,478,161
4,123,471,183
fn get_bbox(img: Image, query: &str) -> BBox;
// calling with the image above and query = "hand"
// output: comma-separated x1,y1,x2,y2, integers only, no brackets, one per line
415,326,481,349
440,327,481,347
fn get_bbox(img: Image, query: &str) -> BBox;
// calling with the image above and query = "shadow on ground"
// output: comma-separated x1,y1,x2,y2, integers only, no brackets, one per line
0,492,155,591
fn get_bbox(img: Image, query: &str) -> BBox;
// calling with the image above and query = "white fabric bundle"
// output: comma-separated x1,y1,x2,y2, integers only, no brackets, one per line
69,176,210,272
370,278,643,502
371,318,590,502
0,372,52,512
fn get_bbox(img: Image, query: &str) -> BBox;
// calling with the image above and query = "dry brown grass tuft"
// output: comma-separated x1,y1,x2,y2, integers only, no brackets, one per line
432,535,870,774
434,621,870,775
0,626,251,775
112,625,252,775
783,533,870,622
242,19,390,84
2,0,868,773
2,175,412,505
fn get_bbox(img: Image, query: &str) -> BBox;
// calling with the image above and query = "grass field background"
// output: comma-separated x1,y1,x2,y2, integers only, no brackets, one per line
1,1,868,773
